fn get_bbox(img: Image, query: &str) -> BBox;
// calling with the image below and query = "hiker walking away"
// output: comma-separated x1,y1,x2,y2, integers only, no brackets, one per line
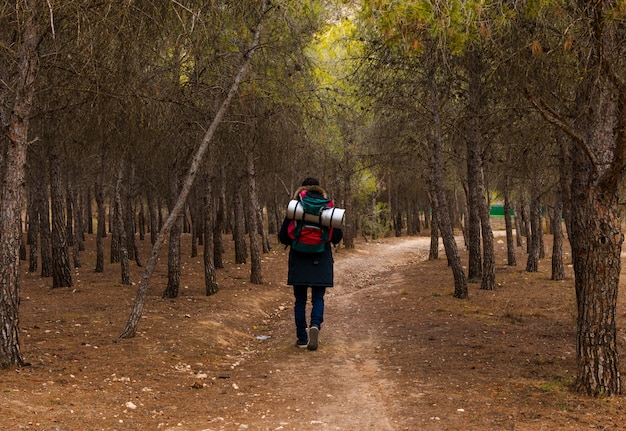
279,177,343,350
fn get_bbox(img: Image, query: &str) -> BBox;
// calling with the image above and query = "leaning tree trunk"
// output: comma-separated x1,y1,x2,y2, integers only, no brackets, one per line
50,153,72,289
119,0,269,338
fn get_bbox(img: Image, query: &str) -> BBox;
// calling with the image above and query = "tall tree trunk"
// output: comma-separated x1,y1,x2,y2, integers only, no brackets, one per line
147,189,158,246
114,168,131,286
513,204,524,247
203,175,218,296
95,176,106,273
428,193,439,261
551,191,565,281
27,188,39,273
233,184,248,265
138,199,145,241
35,148,52,277
569,81,623,397
478,182,495,291
428,77,468,299
125,165,141,266
466,48,489,283
190,202,199,258
71,186,83,269
503,178,516,266
466,151,482,281
245,152,263,284
119,0,270,338
50,153,72,288
525,182,541,273
342,149,355,249
522,203,531,253
163,163,181,299
213,169,225,269
85,185,93,235
110,194,120,264
163,213,181,298
0,0,39,367
65,188,74,247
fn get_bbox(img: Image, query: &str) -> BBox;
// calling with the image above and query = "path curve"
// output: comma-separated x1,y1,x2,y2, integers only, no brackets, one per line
235,237,435,431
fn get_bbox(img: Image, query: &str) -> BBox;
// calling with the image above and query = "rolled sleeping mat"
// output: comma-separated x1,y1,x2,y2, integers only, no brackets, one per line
286,199,345,228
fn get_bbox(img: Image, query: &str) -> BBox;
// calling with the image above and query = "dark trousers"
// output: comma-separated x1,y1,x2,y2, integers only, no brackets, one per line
293,285,326,343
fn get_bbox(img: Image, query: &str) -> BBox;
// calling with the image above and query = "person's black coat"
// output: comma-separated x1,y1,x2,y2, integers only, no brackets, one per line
278,187,343,287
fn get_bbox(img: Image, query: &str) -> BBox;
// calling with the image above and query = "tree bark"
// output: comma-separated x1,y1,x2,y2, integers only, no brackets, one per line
71,186,82,269
37,156,53,278
428,76,468,299
342,149,355,249
428,194,439,261
466,148,482,281
95,175,106,273
114,168,131,286
503,177,516,266
163,162,181,298
569,81,623,397
163,213,181,298
478,183,495,290
50,153,73,288
0,0,39,367
245,152,263,284
513,204,524,247
233,184,248,265
203,175,218,296
27,188,39,273
525,182,541,273
550,192,565,281
119,0,270,338
213,169,226,269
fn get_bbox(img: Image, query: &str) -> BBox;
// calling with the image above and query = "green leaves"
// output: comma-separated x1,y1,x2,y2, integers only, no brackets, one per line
360,0,516,55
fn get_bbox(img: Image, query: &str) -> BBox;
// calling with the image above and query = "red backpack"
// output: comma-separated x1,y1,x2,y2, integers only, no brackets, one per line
287,190,334,253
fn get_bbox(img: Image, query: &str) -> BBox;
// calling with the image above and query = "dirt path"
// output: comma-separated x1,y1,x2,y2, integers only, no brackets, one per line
219,237,432,431
5,232,623,431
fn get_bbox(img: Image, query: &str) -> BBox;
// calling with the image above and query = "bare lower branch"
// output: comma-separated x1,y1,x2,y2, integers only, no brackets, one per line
523,89,598,170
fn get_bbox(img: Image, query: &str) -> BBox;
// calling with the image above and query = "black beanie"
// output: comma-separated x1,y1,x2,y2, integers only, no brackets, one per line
301,177,320,186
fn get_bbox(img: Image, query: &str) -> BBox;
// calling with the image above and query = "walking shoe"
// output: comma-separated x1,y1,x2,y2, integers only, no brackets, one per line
307,326,319,351
295,339,308,348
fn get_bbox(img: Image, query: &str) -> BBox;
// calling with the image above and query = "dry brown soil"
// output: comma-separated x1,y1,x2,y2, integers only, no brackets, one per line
1,230,625,431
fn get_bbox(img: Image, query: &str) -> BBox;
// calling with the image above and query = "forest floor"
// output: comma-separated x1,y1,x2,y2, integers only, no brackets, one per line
1,228,625,431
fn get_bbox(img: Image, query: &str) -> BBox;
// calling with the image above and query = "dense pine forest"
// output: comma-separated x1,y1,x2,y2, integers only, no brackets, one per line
2,0,626,398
